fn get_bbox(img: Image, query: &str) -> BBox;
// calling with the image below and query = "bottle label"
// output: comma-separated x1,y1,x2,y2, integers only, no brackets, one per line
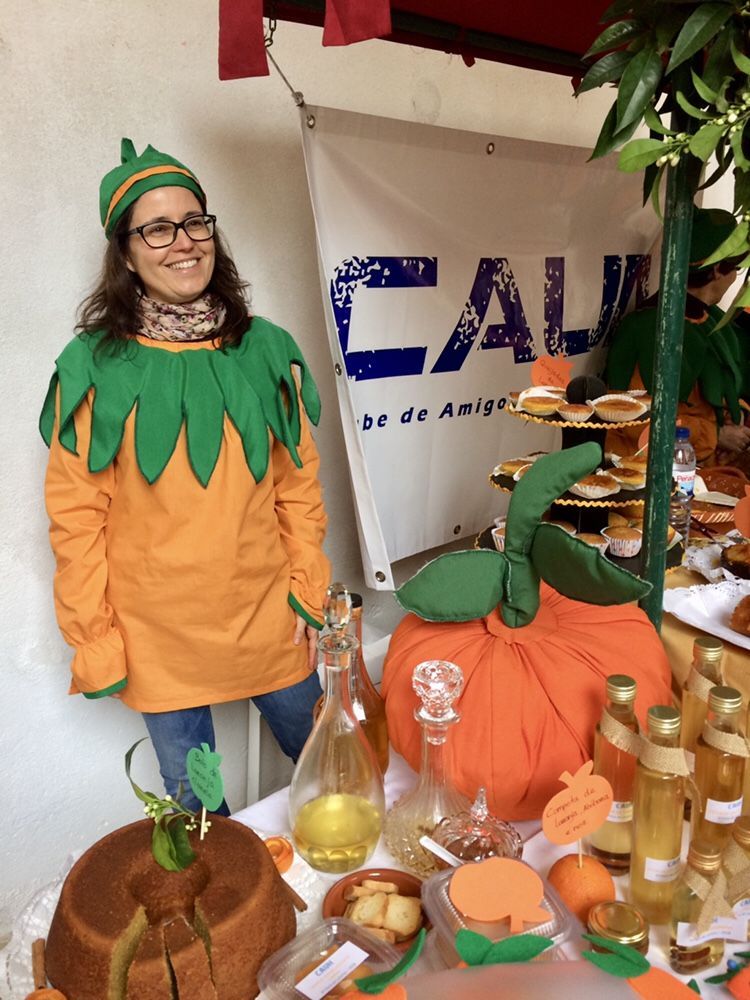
295,941,370,1000
705,796,743,825
734,897,750,921
644,855,681,883
676,917,747,946
606,800,633,823
673,468,696,498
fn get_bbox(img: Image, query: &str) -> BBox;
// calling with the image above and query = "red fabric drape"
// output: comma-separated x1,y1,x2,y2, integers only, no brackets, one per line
218,0,269,80
323,0,392,46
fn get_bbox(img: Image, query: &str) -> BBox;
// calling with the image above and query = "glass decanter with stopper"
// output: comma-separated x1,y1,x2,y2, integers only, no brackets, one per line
430,786,523,865
384,659,471,876
289,584,385,873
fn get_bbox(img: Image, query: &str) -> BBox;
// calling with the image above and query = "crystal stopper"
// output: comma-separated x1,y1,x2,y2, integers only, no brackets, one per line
412,660,463,725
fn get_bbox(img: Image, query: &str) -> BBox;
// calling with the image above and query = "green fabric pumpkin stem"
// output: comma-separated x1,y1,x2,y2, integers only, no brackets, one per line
38,318,321,488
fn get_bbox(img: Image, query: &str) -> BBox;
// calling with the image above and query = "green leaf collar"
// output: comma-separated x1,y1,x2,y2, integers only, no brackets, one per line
39,317,321,488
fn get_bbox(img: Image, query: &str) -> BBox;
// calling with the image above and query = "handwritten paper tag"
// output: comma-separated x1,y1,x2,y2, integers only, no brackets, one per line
531,355,573,388
541,761,613,845
448,857,548,933
186,743,225,811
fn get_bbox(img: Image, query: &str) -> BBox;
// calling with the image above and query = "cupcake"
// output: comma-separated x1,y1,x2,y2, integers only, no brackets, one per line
618,455,648,474
608,513,630,528
513,464,532,480
627,390,652,409
521,395,560,416
610,467,646,491
496,458,533,477
576,533,610,554
569,473,620,499
601,526,642,558
592,395,648,423
557,402,594,423
509,391,521,407
491,526,506,552
545,520,577,535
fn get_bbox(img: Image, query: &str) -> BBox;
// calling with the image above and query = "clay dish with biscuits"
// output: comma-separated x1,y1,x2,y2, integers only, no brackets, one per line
322,868,428,951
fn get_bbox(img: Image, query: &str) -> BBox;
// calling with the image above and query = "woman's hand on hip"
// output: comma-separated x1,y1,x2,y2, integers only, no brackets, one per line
293,614,318,671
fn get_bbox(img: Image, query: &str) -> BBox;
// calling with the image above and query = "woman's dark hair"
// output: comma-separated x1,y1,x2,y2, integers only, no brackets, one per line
687,256,742,289
76,198,251,350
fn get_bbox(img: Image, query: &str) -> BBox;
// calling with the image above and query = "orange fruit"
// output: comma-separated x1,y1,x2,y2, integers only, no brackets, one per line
546,853,615,924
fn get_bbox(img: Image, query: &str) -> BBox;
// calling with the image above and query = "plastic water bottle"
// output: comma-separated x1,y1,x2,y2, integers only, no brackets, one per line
669,426,696,541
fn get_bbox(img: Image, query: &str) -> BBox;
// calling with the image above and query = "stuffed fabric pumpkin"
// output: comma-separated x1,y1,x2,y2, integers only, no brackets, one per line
382,443,673,821
382,582,671,820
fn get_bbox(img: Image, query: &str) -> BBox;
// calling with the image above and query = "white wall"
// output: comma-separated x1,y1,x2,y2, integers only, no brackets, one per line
1,0,623,940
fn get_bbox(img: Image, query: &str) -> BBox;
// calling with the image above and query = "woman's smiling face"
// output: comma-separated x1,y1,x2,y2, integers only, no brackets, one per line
125,186,216,304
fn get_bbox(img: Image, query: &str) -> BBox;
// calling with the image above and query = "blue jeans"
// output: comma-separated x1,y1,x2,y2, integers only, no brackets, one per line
142,670,323,815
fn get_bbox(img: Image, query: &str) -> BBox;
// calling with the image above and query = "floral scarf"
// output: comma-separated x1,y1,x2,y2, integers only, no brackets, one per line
137,293,227,342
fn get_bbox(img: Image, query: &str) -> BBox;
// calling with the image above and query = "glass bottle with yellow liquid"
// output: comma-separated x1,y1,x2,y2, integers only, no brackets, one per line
727,816,750,939
630,706,685,924
384,659,471,876
348,594,389,773
692,686,746,850
588,674,639,873
681,637,724,819
669,840,725,974
289,584,385,873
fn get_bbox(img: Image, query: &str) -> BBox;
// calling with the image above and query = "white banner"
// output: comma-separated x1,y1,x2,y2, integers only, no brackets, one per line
301,106,660,589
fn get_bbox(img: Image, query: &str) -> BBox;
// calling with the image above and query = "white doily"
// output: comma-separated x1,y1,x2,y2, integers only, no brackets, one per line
1,828,326,998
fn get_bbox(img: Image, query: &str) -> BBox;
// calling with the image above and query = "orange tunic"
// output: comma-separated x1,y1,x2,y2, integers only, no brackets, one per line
43,330,330,712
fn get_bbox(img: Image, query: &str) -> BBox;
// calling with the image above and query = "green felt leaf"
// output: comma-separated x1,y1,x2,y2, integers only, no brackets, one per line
582,934,651,978
687,978,701,993
135,352,184,484
584,19,644,58
691,67,719,103
531,523,651,605
164,816,195,869
616,46,663,132
702,218,748,266
675,89,714,120
689,122,725,161
481,935,554,965
618,138,668,172
666,3,733,73
455,929,493,966
394,550,506,622
354,929,426,993
577,50,633,95
705,971,732,983
183,352,225,487
152,821,183,872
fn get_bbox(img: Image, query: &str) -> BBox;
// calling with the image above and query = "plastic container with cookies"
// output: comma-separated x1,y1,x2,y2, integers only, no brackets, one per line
257,917,399,999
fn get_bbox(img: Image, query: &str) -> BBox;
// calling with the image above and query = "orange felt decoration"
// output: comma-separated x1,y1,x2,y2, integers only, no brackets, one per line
448,857,548,932
729,965,750,1000
531,355,573,388
382,583,672,820
542,762,613,844
627,967,710,999
734,486,750,538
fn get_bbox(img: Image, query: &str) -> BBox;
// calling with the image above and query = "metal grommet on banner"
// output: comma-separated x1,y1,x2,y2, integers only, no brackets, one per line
486,142,495,154
453,525,461,535
307,115,316,129
375,571,386,583
334,362,342,376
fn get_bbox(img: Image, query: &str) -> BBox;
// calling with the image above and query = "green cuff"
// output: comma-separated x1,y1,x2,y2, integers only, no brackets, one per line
288,593,324,630
83,677,128,700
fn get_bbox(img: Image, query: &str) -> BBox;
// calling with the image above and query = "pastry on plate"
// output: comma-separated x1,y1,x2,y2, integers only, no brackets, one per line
496,458,532,477
618,455,648,474
592,395,648,422
557,402,594,423
601,526,642,558
610,467,646,490
569,473,620,499
576,533,610,554
721,543,750,579
521,395,561,416
730,594,750,635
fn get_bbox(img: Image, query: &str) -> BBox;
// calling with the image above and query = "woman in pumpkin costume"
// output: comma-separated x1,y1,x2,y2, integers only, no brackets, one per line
40,139,330,812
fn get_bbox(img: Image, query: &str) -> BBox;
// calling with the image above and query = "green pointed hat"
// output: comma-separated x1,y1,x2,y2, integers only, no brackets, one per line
690,206,737,268
100,138,205,236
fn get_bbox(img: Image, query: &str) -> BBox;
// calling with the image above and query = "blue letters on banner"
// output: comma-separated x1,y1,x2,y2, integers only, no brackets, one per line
329,253,650,381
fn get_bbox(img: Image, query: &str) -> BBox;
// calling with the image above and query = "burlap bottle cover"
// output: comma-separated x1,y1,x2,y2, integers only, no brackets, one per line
682,865,735,935
686,668,716,702
599,710,643,757
701,720,750,758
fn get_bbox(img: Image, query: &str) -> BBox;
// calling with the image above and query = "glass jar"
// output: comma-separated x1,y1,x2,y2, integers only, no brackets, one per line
430,787,522,865
588,900,649,955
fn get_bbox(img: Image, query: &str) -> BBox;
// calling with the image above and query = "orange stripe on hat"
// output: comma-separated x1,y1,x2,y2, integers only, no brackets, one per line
104,165,199,229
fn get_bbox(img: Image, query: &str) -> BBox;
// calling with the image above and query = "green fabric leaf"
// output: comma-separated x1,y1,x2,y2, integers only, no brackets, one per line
582,934,651,978
455,929,493,966
691,67,719,103
702,218,748,266
481,935,554,965
135,351,184,484
88,353,143,473
675,89,714,120
39,373,59,447
584,19,644,58
667,3,733,73
687,979,701,994
395,550,507,622
618,138,668,172
730,33,750,73
220,359,269,482
164,816,195,869
354,929,425,994
577,50,632,95
183,352,225,487
616,46,663,132
689,122,725,161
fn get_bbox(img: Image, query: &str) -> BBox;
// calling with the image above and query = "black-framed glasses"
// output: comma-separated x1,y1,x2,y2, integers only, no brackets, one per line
126,214,217,249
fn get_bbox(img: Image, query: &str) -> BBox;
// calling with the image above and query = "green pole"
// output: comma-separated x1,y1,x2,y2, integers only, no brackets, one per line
638,150,694,629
